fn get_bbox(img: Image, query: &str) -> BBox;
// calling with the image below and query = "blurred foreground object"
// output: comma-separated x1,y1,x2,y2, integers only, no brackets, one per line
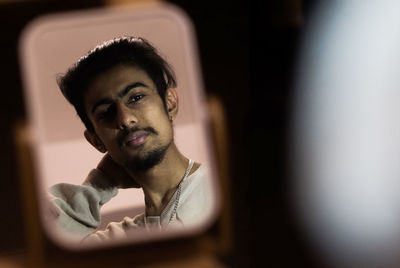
293,2,400,267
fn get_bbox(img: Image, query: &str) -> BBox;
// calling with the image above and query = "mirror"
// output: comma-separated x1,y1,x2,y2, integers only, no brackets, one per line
19,2,219,249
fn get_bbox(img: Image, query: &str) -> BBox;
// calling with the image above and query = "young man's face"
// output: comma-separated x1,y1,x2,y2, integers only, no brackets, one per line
84,64,178,170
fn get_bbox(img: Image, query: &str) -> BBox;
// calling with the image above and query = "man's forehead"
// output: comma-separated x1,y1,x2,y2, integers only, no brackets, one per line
91,64,151,85
86,65,153,95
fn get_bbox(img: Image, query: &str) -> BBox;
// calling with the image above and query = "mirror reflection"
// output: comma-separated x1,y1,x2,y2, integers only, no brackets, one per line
19,4,218,247
48,36,213,243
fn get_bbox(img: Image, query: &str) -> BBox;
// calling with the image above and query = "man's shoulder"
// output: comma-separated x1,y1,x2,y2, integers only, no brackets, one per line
180,162,213,207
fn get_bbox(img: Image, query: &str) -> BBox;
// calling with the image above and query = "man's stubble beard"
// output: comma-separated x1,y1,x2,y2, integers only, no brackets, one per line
124,140,172,172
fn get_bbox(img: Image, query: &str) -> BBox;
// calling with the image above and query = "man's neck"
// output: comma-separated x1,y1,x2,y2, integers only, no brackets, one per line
125,143,193,216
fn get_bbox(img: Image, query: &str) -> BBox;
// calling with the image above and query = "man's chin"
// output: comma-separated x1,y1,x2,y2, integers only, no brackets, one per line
124,145,169,172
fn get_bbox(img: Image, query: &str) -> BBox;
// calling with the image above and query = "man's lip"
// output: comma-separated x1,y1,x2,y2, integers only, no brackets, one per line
123,130,149,146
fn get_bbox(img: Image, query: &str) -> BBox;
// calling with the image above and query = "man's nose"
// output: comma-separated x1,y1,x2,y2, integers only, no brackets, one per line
116,103,137,129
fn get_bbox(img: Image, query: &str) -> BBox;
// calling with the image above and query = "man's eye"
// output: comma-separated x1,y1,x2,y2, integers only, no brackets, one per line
98,110,109,119
97,106,113,119
129,94,144,103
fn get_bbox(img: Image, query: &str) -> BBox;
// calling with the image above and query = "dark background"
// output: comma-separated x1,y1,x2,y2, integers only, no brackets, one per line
0,0,322,267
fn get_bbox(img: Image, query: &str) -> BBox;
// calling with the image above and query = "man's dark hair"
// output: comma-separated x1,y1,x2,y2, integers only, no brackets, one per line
58,36,177,132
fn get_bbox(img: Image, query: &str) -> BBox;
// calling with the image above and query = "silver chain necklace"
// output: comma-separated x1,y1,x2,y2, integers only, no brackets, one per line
168,159,194,225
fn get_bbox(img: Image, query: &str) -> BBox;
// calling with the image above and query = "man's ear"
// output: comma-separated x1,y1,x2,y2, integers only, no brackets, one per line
165,88,179,121
84,130,107,153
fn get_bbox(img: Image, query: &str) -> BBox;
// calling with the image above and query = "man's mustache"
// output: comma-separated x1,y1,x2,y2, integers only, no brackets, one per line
118,126,158,146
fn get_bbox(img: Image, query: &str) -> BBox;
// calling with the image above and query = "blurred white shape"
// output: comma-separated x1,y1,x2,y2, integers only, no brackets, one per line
293,2,400,267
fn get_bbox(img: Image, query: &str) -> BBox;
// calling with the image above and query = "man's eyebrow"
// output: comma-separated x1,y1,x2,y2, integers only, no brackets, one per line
91,82,148,114
118,82,148,98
